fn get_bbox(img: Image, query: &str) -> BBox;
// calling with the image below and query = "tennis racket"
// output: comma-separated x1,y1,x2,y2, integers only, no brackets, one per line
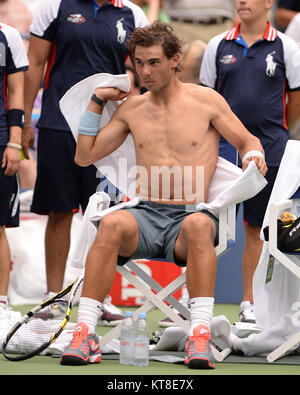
2,271,84,361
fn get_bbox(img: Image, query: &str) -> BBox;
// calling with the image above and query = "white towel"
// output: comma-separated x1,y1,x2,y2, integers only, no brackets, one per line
67,192,111,270
59,73,136,199
68,194,141,270
197,160,268,215
231,140,300,356
254,140,300,330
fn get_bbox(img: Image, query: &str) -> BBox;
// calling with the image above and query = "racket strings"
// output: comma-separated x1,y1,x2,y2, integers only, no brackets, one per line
33,300,68,320
2,274,84,361
3,299,69,357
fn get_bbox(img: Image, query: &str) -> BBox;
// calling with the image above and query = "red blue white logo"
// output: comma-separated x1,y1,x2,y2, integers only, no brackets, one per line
67,14,86,24
220,54,237,64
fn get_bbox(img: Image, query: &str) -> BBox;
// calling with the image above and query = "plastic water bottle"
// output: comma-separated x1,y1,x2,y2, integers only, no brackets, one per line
134,312,150,366
120,311,135,365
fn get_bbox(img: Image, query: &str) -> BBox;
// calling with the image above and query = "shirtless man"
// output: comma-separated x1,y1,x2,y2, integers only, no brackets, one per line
60,21,267,369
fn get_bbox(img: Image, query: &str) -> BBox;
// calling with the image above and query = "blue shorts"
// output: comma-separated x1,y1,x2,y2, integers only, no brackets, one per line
0,146,19,227
243,166,279,227
118,200,219,267
31,128,99,214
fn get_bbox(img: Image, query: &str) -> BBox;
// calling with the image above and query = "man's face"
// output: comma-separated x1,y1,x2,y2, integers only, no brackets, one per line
134,45,179,93
235,0,274,22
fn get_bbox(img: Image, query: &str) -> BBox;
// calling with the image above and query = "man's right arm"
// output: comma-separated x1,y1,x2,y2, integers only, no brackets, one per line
75,88,131,167
23,35,52,157
23,0,60,157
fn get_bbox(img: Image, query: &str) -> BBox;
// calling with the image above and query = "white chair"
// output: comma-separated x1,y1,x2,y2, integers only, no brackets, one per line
100,204,236,362
70,158,265,362
267,190,300,362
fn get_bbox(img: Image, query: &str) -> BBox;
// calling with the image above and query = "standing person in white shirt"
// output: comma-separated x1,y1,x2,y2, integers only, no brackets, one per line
200,0,300,323
0,23,28,314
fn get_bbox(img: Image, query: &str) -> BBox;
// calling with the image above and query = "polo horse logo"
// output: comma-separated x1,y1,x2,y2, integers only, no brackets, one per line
265,51,277,77
116,18,127,44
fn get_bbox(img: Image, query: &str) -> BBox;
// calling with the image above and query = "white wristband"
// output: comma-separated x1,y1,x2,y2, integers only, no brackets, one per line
242,150,264,162
7,142,22,150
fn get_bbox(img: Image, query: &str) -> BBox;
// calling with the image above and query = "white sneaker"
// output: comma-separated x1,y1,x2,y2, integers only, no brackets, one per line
0,301,22,322
239,301,256,323
0,301,12,314
97,295,124,327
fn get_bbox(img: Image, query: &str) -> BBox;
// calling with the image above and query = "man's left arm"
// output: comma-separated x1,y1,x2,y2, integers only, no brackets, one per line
2,25,28,176
144,0,161,23
208,88,267,176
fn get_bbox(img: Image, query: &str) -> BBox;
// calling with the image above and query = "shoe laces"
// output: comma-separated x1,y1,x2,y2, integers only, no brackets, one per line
191,334,209,353
70,323,89,349
190,326,210,353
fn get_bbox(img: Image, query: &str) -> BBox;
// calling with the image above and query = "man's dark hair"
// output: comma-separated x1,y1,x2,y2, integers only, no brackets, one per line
126,21,184,73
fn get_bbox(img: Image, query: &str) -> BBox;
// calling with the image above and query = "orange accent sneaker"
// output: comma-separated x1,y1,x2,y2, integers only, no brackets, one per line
185,325,215,369
60,322,101,365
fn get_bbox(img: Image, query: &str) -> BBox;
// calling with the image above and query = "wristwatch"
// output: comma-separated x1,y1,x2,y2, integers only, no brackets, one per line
91,94,107,107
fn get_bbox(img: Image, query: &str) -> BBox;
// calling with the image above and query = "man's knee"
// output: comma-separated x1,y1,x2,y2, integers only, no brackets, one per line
98,214,124,240
244,223,261,239
96,211,138,247
183,213,216,245
48,211,74,226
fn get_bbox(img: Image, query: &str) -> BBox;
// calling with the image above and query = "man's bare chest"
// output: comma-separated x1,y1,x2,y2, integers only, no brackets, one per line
129,108,211,154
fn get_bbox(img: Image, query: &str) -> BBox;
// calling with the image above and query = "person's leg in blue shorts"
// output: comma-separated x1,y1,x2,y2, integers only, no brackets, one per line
0,146,19,311
239,166,279,323
31,129,99,295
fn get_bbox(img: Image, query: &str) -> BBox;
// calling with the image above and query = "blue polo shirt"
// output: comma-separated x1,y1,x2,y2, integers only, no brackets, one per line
30,0,148,132
0,23,29,146
200,22,300,166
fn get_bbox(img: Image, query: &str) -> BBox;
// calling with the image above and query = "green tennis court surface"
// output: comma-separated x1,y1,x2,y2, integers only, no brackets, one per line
1,303,300,376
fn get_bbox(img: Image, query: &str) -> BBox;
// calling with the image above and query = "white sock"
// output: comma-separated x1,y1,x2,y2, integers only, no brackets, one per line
189,297,214,335
240,300,253,310
77,297,103,334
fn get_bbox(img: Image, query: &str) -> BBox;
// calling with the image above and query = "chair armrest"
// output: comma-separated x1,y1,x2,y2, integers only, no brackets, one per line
215,204,236,257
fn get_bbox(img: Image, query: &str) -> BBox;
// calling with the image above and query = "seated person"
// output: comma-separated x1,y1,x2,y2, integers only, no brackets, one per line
60,21,267,370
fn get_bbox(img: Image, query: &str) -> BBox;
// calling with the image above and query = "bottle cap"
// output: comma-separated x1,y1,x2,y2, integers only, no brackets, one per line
125,311,133,317
138,312,147,319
